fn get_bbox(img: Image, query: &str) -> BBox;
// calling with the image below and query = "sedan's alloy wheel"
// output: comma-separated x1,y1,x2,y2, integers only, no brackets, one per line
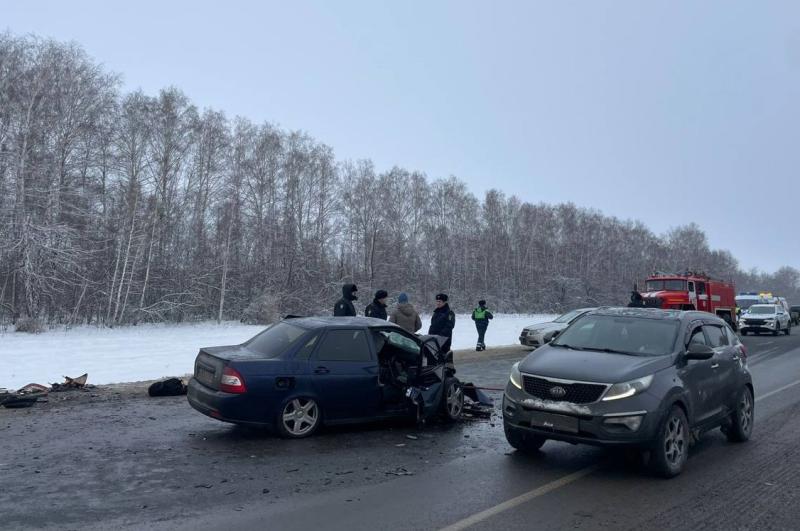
446,383,464,418
282,398,319,437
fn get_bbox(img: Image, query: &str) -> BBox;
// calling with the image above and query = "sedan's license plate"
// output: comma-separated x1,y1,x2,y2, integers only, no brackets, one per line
196,364,216,386
530,411,579,433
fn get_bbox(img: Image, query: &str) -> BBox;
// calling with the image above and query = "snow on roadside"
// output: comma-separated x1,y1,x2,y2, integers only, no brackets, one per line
0,314,555,389
434,313,555,351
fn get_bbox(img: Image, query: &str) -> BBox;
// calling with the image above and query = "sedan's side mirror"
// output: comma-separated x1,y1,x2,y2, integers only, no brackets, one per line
685,343,714,360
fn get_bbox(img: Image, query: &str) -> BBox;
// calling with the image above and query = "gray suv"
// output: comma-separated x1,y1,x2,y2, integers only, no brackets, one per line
503,308,753,477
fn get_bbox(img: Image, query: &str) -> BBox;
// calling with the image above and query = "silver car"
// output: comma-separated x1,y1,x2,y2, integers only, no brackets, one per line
739,304,792,336
519,308,595,348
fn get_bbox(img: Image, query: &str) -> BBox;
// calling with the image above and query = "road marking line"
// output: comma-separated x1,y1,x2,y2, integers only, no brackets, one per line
756,379,800,403
439,464,601,531
442,379,800,531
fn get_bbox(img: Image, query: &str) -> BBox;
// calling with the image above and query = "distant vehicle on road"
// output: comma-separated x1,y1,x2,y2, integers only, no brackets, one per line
739,304,792,336
638,272,737,328
187,317,463,438
735,292,763,313
790,305,800,326
518,308,595,348
503,308,753,478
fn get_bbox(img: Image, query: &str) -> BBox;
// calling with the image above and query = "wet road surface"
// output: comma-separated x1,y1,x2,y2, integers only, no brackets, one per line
2,335,799,530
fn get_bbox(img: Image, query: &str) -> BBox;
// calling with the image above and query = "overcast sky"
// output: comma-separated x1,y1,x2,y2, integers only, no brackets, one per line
5,0,799,272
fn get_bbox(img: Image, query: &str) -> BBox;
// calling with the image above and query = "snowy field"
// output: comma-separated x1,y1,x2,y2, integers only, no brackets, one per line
0,314,555,390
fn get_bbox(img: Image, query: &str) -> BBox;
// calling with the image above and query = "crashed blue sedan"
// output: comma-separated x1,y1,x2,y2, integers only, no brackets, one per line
187,316,464,438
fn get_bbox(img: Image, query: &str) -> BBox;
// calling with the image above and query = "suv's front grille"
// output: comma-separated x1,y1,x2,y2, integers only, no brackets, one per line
745,319,766,326
522,375,606,404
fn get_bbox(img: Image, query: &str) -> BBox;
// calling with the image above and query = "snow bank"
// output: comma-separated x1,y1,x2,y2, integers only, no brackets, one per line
0,314,555,389
423,313,555,351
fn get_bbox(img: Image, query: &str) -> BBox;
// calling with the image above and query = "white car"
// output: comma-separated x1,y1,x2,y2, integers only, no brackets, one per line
518,308,595,348
739,304,792,336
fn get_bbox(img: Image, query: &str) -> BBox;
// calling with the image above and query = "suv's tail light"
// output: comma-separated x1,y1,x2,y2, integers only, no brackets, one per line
220,366,247,394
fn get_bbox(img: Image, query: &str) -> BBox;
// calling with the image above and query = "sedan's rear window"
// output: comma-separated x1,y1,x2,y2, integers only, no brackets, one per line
551,315,679,356
243,322,308,358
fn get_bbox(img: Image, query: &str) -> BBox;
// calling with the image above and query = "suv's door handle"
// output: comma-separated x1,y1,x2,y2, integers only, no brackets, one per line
314,366,330,374
710,363,719,369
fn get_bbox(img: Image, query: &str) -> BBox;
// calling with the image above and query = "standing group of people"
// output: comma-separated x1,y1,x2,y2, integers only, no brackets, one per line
333,284,493,352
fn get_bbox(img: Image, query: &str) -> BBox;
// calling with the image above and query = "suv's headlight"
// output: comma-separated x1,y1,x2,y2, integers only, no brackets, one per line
601,375,654,401
509,362,523,389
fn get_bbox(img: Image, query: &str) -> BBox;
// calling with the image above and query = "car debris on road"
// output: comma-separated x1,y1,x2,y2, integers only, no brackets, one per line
1,374,91,409
147,377,188,397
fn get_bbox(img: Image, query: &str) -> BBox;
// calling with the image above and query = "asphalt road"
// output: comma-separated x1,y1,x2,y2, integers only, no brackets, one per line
2,334,799,531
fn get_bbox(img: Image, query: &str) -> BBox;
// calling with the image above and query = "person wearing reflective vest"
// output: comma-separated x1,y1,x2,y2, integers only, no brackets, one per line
471,300,494,351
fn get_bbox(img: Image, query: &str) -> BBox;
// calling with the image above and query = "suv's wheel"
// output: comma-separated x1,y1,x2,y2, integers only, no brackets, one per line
773,323,781,336
785,322,792,335
276,397,321,439
440,377,464,422
650,406,689,478
726,386,754,442
504,423,546,453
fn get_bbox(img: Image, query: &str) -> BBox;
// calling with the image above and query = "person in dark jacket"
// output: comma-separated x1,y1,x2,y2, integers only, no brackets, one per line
334,283,358,316
471,299,494,351
365,290,389,320
428,293,456,352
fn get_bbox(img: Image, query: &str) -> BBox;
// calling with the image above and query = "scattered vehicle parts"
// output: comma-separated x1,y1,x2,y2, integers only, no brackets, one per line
51,373,89,392
148,378,187,397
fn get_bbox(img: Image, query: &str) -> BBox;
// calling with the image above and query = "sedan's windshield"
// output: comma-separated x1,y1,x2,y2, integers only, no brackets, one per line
550,315,679,356
554,309,582,323
645,279,686,292
748,306,777,315
243,322,308,357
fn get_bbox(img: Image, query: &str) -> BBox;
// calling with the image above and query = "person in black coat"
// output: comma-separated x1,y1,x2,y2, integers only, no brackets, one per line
334,283,358,316
365,290,389,320
428,293,456,351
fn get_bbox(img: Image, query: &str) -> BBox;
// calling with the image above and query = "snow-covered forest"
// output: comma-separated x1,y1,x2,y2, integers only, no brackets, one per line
1,33,798,329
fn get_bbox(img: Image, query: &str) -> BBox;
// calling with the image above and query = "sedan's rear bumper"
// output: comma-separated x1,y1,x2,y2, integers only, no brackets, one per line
187,378,272,427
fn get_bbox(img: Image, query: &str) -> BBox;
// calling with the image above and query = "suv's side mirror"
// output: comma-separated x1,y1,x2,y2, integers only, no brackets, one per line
685,343,714,360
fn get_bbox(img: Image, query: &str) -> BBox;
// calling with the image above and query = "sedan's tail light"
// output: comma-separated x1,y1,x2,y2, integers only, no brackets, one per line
220,366,247,394
738,343,747,360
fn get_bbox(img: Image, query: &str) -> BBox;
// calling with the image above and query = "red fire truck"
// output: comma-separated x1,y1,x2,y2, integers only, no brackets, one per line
636,272,738,328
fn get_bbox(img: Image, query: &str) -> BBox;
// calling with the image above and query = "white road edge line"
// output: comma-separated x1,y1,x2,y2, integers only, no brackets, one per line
439,464,601,531
755,379,800,403
441,379,800,531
